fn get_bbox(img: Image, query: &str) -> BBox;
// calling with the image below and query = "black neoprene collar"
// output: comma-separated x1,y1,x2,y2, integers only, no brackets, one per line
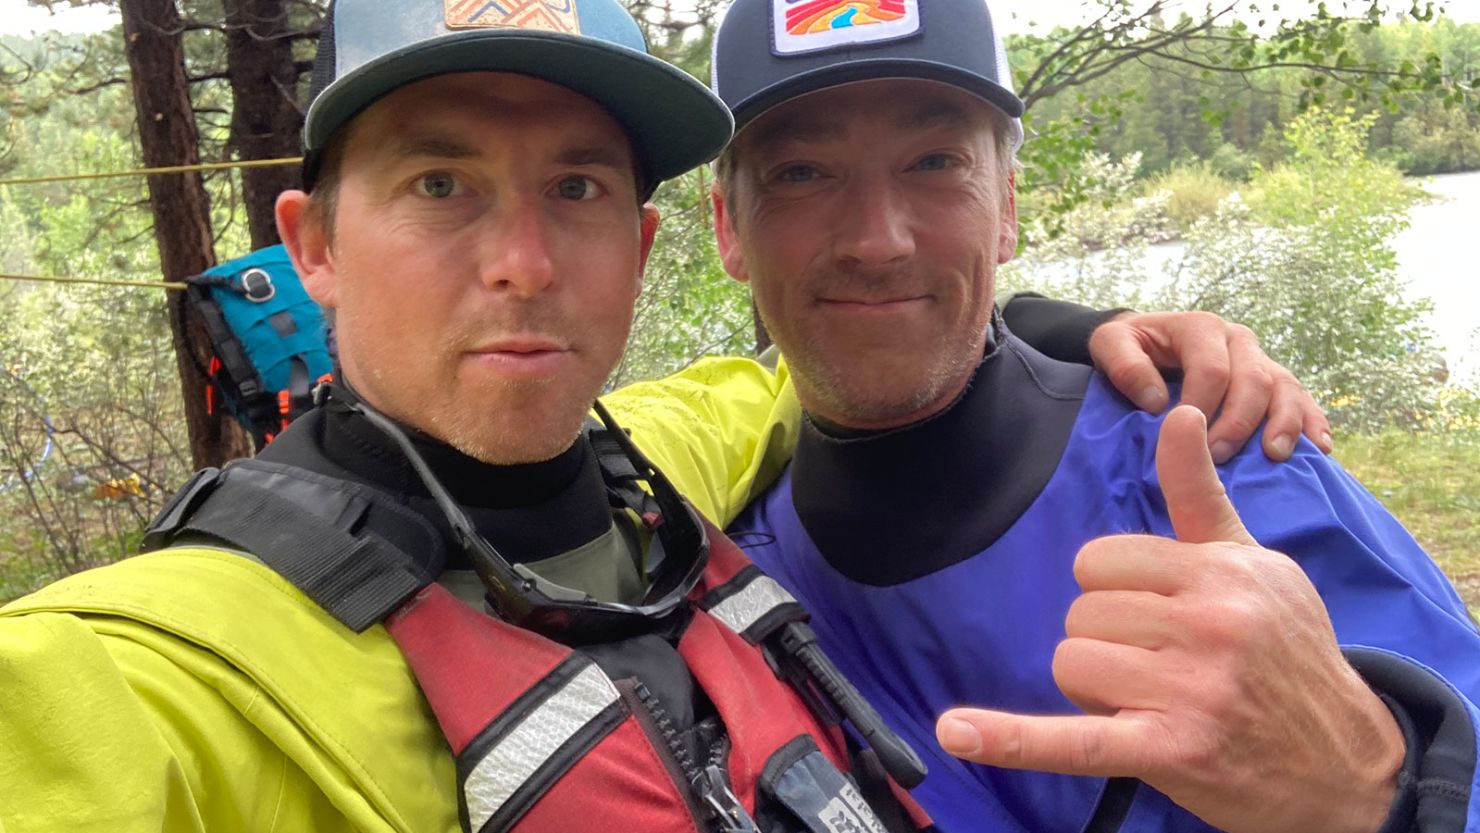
257,386,613,569
788,325,1093,586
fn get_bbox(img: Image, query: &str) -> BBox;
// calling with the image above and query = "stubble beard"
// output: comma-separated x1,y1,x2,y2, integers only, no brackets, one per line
763,266,988,429
784,331,980,428
432,312,605,465
428,373,593,465
352,304,603,466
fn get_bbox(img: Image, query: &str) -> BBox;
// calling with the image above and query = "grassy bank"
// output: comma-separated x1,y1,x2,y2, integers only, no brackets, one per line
1336,430,1480,610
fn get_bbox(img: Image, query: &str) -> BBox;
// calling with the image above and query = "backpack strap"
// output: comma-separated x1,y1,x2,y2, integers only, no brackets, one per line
586,420,662,518
142,459,437,632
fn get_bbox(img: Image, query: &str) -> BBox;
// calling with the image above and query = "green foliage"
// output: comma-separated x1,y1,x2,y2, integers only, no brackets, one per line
1001,152,1167,311
612,169,756,387
1338,428,1480,605
1017,9,1480,229
1162,108,1438,431
1005,107,1457,434
1144,162,1237,232
0,54,191,598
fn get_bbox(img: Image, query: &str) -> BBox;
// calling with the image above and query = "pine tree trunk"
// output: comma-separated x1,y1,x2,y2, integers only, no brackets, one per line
120,0,253,469
224,0,305,250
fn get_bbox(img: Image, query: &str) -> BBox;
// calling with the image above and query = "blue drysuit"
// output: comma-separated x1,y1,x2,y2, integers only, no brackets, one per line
732,329,1479,833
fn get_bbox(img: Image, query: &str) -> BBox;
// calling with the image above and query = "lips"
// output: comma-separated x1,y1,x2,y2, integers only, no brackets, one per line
464,336,572,379
817,295,930,311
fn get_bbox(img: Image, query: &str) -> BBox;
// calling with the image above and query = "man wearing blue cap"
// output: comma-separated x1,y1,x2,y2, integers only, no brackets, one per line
697,1,1480,832
0,1,1349,832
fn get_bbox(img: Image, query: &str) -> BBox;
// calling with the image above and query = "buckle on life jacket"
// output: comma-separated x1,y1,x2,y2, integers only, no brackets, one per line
141,467,222,551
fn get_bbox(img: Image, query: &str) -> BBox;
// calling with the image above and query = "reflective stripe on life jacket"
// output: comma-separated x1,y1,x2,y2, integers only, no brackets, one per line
387,517,920,833
141,460,930,833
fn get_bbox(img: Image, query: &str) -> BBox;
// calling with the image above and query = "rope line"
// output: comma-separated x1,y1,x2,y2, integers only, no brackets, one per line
0,157,302,188
0,273,189,291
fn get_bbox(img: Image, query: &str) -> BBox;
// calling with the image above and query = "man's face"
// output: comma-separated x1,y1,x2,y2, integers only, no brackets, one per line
716,79,1017,429
281,72,657,464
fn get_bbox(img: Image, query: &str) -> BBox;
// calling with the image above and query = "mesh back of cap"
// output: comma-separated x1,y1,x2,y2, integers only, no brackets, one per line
308,2,338,108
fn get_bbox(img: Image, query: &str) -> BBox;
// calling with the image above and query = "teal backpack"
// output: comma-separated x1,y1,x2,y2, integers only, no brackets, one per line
187,245,334,448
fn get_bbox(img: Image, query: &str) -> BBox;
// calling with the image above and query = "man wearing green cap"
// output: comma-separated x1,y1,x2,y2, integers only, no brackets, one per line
2,1,920,830
0,0,1331,831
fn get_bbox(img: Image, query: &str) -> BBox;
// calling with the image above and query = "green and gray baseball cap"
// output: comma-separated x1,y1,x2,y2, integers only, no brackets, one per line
711,0,1023,147
303,0,734,189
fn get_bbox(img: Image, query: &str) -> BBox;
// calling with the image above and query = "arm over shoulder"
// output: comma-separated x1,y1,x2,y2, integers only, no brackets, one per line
604,356,803,525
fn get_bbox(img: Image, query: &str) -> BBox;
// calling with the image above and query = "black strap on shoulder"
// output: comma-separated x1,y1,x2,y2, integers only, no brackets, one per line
142,460,435,632
586,420,661,517
587,419,675,580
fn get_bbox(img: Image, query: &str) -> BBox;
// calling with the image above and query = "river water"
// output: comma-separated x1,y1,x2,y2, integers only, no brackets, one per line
1394,171,1480,385
1067,171,1480,385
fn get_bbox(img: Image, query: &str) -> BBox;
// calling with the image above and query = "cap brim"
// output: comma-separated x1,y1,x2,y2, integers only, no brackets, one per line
730,58,1025,133
305,30,733,183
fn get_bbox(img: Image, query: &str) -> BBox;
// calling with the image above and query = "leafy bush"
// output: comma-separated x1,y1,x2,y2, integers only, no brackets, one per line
1208,143,1256,181
1006,107,1456,433
1000,153,1169,312
1144,162,1237,232
0,128,191,600
610,168,756,388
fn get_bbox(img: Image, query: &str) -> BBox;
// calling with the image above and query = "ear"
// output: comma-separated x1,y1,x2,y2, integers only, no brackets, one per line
635,202,660,298
276,190,338,307
997,171,1019,264
711,184,750,284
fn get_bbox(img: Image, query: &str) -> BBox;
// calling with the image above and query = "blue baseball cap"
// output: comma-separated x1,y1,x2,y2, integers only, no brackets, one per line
711,0,1023,147
303,0,734,189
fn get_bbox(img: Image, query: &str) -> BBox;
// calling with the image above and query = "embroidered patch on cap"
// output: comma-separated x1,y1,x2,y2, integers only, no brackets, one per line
446,0,581,34
772,0,919,55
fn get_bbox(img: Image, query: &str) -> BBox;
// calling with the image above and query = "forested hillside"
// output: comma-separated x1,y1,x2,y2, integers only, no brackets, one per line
1020,16,1480,179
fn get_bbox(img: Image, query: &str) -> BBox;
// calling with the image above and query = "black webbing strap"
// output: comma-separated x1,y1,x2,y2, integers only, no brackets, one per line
285,356,313,422
587,424,659,517
143,462,433,632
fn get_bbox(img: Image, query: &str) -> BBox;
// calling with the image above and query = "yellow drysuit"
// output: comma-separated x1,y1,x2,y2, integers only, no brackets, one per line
0,357,798,832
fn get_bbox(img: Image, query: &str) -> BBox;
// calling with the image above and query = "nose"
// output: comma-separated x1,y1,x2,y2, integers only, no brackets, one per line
833,178,915,267
477,197,557,297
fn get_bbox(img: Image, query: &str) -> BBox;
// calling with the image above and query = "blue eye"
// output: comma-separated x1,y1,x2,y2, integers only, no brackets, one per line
419,172,461,198
777,165,819,183
556,176,603,201
913,154,953,171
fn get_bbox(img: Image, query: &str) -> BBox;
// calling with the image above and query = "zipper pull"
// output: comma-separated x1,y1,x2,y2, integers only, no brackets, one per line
697,763,760,833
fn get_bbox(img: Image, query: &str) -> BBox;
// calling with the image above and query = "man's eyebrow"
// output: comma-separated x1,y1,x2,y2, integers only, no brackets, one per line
390,137,482,161
554,145,633,170
746,114,846,151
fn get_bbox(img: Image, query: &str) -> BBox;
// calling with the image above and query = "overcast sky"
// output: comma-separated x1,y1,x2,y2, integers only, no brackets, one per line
0,0,1476,38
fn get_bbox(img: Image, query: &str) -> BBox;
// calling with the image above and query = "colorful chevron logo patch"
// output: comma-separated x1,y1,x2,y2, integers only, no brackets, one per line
445,0,581,34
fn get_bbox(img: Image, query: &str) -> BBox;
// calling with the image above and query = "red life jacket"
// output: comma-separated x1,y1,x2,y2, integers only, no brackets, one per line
142,445,932,833
386,517,931,833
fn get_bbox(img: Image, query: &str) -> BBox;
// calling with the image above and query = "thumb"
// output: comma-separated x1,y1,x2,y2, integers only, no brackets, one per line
1156,405,1256,545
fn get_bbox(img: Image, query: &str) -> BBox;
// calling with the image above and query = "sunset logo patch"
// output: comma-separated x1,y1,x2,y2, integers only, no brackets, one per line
772,0,919,55
445,0,581,34
785,0,905,35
